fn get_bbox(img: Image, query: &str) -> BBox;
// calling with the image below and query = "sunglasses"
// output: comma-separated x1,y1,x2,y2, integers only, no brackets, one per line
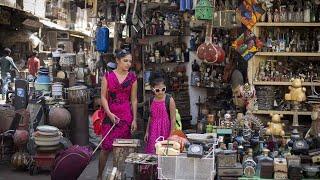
115,49,130,58
153,87,166,93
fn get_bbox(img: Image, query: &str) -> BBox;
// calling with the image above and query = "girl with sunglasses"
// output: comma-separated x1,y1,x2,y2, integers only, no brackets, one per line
98,49,138,180
144,72,176,154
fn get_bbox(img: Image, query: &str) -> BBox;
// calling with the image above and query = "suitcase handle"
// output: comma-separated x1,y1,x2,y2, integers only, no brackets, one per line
92,123,116,155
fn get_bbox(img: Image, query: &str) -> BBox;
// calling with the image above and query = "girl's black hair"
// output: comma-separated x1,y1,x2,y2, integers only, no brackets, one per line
150,71,165,87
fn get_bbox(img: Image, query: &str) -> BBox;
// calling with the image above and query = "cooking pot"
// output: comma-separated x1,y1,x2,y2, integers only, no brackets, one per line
48,104,71,129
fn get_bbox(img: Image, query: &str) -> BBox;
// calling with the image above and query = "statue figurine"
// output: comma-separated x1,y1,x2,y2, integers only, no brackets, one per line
284,78,306,102
266,114,285,137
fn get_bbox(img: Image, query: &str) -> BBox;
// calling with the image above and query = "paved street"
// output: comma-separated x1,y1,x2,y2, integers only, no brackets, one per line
0,152,128,180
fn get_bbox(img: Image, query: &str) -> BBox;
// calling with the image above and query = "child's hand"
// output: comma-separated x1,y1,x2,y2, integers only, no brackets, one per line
144,132,149,142
108,113,120,124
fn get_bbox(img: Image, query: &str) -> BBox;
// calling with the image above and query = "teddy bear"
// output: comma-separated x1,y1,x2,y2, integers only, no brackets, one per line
266,114,285,137
285,78,306,102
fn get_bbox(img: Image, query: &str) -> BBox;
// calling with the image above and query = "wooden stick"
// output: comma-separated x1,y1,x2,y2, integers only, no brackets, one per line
93,123,116,155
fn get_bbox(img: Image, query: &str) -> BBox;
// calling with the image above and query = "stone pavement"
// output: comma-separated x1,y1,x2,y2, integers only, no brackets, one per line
0,151,127,180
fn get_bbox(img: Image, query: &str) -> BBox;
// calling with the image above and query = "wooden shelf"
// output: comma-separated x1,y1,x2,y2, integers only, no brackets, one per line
256,22,320,27
255,52,320,57
252,110,312,116
253,81,320,86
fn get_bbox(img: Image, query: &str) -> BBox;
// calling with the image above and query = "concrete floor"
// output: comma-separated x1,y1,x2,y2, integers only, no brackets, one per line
0,151,128,180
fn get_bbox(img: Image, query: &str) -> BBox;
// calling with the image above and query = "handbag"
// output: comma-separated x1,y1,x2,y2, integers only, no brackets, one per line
92,107,106,135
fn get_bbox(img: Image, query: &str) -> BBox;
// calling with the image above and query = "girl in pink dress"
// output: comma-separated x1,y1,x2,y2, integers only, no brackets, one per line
98,49,138,180
144,72,176,154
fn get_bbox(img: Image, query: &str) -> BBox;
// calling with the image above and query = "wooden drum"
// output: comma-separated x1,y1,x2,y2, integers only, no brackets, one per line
67,85,89,104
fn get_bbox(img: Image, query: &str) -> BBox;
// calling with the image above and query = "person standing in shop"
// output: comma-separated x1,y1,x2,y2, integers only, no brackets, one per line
0,48,19,99
97,48,138,180
0,48,20,79
27,50,41,77
144,72,176,154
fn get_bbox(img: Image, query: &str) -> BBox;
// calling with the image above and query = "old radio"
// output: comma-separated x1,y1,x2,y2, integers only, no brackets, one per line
217,151,237,167
218,163,243,177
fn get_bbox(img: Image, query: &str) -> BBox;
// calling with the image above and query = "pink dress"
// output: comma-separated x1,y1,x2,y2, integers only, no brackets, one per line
145,99,171,154
101,71,137,151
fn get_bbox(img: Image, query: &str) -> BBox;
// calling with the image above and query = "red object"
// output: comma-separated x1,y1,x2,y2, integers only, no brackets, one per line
27,57,40,76
91,108,106,135
51,145,92,180
196,23,225,64
215,45,226,63
33,152,56,171
13,130,29,147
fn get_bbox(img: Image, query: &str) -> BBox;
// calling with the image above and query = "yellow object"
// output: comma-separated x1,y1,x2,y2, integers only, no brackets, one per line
284,78,306,102
266,114,285,137
155,140,180,156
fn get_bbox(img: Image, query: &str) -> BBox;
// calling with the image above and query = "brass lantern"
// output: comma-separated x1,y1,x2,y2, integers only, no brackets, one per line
195,0,213,20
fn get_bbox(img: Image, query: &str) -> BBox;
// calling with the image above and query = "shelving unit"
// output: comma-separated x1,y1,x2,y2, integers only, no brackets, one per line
255,52,320,57
248,22,320,117
255,22,320,27
253,81,320,86
252,110,312,116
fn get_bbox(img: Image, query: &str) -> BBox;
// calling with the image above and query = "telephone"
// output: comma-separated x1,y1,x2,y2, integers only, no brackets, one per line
155,140,181,156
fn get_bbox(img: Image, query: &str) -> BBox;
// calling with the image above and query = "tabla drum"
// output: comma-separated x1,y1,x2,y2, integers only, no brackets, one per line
67,85,89,104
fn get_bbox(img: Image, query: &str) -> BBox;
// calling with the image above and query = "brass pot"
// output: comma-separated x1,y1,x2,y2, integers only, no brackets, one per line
11,152,30,169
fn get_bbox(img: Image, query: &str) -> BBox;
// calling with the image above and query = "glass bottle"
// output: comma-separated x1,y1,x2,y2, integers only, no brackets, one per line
304,1,311,22
256,148,273,177
279,33,286,52
274,9,280,23
288,4,295,22
311,2,316,22
280,5,287,22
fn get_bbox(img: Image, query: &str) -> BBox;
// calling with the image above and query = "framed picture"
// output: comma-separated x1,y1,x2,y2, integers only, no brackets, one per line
57,32,69,40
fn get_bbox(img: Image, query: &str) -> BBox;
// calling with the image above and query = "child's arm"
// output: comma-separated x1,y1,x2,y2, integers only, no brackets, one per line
144,117,151,142
169,97,176,133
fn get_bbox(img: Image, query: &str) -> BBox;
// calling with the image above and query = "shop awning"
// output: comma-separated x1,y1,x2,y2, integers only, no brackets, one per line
39,19,68,31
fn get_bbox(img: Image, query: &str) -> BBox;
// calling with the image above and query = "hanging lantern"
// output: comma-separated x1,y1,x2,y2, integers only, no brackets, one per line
195,0,213,20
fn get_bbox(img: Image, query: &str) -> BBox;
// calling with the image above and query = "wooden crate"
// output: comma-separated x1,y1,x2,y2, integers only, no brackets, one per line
112,139,140,173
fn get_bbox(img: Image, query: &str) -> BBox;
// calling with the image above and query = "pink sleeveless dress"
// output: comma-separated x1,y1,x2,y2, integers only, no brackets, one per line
145,99,171,154
101,71,137,151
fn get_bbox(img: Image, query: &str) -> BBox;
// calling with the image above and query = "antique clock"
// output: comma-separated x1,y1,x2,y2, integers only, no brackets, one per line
195,0,213,20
